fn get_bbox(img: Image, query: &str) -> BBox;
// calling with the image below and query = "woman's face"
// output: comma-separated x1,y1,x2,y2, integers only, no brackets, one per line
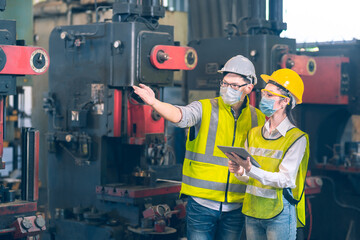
262,83,289,110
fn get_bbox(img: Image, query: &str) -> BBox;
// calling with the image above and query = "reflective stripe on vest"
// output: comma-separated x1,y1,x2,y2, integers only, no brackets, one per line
184,99,221,164
185,151,228,166
249,147,283,160
206,99,219,155
182,175,226,191
246,185,277,199
183,175,247,193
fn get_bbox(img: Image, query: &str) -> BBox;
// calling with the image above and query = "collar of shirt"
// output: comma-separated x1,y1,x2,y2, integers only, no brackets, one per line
263,117,294,137
230,96,248,119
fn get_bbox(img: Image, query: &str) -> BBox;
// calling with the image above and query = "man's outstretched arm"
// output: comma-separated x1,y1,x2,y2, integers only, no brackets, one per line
132,84,182,123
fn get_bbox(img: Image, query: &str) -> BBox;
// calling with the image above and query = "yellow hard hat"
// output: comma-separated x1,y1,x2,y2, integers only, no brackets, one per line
260,68,304,104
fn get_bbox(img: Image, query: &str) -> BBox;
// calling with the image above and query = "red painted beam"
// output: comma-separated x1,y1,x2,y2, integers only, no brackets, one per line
0,201,37,216
0,45,49,75
150,45,197,70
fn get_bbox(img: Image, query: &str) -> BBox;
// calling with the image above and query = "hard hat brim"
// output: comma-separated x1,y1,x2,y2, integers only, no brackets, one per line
260,74,274,83
218,69,239,74
260,74,302,104
219,70,257,85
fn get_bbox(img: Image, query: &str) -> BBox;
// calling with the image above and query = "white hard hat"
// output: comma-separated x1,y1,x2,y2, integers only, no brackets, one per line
218,55,257,85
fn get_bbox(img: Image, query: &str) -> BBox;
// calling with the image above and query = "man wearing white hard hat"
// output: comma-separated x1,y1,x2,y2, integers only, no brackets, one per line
133,55,265,240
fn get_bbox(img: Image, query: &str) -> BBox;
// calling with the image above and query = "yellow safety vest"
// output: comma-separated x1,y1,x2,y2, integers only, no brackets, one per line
242,126,310,227
180,96,265,203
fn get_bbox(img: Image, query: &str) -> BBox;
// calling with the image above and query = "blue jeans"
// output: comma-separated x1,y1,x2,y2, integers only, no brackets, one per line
186,197,245,240
245,196,296,240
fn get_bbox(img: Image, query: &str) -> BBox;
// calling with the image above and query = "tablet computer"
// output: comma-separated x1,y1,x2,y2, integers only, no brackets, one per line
217,145,261,168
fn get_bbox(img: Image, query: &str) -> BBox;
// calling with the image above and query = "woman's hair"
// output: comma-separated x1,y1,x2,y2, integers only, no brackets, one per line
268,80,297,126
284,99,297,126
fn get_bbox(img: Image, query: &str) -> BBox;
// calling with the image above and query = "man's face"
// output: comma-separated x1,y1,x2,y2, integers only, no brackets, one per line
221,73,249,91
219,73,254,106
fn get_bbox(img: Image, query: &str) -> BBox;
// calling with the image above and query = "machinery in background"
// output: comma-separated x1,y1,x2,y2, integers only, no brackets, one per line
185,0,294,104
184,0,359,239
297,41,360,240
40,0,359,239
43,1,196,239
0,0,49,239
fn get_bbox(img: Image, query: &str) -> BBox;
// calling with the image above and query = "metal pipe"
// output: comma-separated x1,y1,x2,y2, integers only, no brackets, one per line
149,0,162,7
142,0,151,7
2,96,5,146
250,0,266,19
237,0,249,21
0,227,16,235
269,0,283,22
67,6,73,25
115,0,140,4
96,6,111,23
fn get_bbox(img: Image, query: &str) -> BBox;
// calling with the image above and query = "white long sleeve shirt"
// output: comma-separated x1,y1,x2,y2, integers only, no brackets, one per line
239,117,307,189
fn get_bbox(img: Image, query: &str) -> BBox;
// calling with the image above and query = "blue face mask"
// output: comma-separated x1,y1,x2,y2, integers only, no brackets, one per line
259,97,278,117
220,86,243,106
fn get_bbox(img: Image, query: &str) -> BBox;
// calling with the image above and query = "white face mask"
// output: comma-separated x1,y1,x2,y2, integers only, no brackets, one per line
220,86,243,106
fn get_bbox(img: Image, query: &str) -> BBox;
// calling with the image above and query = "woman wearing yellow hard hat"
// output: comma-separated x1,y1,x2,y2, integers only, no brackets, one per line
226,68,310,240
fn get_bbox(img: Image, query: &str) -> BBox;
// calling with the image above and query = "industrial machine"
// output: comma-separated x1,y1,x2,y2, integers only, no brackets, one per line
41,0,360,239
296,41,360,239
44,1,196,239
0,0,49,239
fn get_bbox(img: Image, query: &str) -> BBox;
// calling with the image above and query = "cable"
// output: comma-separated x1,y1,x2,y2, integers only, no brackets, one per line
94,0,97,12
132,16,159,30
95,6,112,23
306,197,313,240
319,176,360,213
